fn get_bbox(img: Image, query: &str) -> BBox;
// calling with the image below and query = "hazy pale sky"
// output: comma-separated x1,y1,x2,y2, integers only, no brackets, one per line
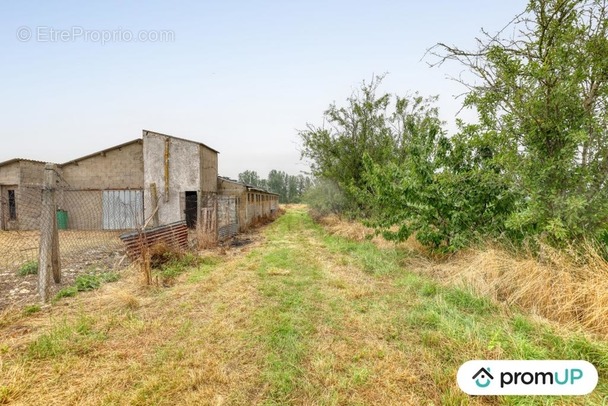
1,1,528,179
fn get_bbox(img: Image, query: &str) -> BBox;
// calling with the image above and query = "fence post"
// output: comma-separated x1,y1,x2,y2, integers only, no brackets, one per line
213,193,218,243
38,163,61,302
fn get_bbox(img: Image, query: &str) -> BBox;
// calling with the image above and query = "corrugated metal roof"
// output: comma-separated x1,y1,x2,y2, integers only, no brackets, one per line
2,129,220,168
217,176,279,196
0,158,50,167
60,139,142,167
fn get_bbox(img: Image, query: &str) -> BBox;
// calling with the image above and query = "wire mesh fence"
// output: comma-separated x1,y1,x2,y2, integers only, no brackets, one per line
1,164,275,308
0,175,140,307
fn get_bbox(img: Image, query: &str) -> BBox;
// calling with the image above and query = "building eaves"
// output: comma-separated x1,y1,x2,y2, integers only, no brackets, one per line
0,158,49,167
60,139,142,167
143,129,220,154
244,185,279,196
217,176,279,196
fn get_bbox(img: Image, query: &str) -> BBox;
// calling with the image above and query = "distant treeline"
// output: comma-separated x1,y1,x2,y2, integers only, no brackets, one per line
237,170,312,204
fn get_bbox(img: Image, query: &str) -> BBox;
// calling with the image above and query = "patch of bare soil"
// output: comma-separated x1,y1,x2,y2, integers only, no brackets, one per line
0,249,126,310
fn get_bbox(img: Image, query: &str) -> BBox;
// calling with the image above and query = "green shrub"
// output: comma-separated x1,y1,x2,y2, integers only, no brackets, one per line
27,315,105,359
75,271,119,292
17,261,38,276
154,251,203,286
23,304,41,315
53,271,120,302
303,179,348,216
54,286,78,300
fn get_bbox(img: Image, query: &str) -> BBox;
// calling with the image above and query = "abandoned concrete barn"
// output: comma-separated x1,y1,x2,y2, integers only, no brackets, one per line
217,176,279,231
0,130,279,239
0,159,47,230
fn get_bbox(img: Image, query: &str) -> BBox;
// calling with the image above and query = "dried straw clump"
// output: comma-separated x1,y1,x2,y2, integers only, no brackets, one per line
429,242,608,337
318,214,374,242
313,211,608,336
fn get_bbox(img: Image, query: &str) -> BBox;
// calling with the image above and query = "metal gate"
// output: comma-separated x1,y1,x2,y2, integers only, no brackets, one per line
102,190,143,230
217,195,238,240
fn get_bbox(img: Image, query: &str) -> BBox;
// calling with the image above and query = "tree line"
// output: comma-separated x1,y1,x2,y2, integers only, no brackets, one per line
238,170,312,204
300,0,608,251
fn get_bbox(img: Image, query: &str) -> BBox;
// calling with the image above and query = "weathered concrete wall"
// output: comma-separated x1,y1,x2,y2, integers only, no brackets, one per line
218,178,279,231
217,195,238,240
144,131,201,225
61,141,144,190
201,146,218,193
0,162,21,185
218,178,247,231
15,186,42,231
59,190,102,230
19,161,46,187
17,162,48,230
217,179,245,195
0,161,46,230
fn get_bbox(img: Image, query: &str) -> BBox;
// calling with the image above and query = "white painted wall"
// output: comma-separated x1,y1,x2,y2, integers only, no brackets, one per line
143,131,201,225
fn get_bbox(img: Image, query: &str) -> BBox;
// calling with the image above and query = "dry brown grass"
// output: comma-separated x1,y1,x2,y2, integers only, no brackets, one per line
317,213,424,251
421,242,608,337
319,212,608,338
0,248,267,405
0,231,39,268
0,230,123,268
196,224,217,250
3,207,604,404
300,233,487,405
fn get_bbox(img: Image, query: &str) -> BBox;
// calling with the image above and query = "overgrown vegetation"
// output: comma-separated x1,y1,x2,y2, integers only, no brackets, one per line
1,207,606,404
301,0,608,251
147,244,205,286
54,270,120,301
22,304,41,315
16,260,38,276
27,314,106,359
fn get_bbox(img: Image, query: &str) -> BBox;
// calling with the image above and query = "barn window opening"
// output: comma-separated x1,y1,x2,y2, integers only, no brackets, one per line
8,190,16,220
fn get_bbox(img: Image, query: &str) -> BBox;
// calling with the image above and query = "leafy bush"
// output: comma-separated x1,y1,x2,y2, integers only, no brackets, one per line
17,261,38,276
149,247,203,286
303,178,349,217
75,271,119,292
54,286,78,300
432,0,608,244
23,304,41,315
53,271,119,302
300,1,608,250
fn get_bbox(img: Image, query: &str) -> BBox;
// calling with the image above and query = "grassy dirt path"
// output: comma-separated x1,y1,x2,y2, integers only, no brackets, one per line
1,206,606,405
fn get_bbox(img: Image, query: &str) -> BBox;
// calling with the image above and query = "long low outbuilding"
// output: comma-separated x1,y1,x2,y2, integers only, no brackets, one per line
0,130,279,240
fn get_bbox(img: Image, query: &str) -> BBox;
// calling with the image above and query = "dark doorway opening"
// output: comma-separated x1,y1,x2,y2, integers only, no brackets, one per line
8,190,16,220
185,191,198,228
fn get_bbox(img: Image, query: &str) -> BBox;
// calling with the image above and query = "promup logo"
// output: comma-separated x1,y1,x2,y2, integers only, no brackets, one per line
458,360,598,395
472,367,494,388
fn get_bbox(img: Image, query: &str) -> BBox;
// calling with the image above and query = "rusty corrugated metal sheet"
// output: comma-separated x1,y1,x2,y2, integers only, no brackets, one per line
119,221,189,259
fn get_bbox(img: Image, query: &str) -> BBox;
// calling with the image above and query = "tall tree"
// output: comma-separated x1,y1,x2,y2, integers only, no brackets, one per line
299,76,395,210
238,169,312,203
238,170,262,187
299,75,442,214
431,0,608,241
267,170,288,202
